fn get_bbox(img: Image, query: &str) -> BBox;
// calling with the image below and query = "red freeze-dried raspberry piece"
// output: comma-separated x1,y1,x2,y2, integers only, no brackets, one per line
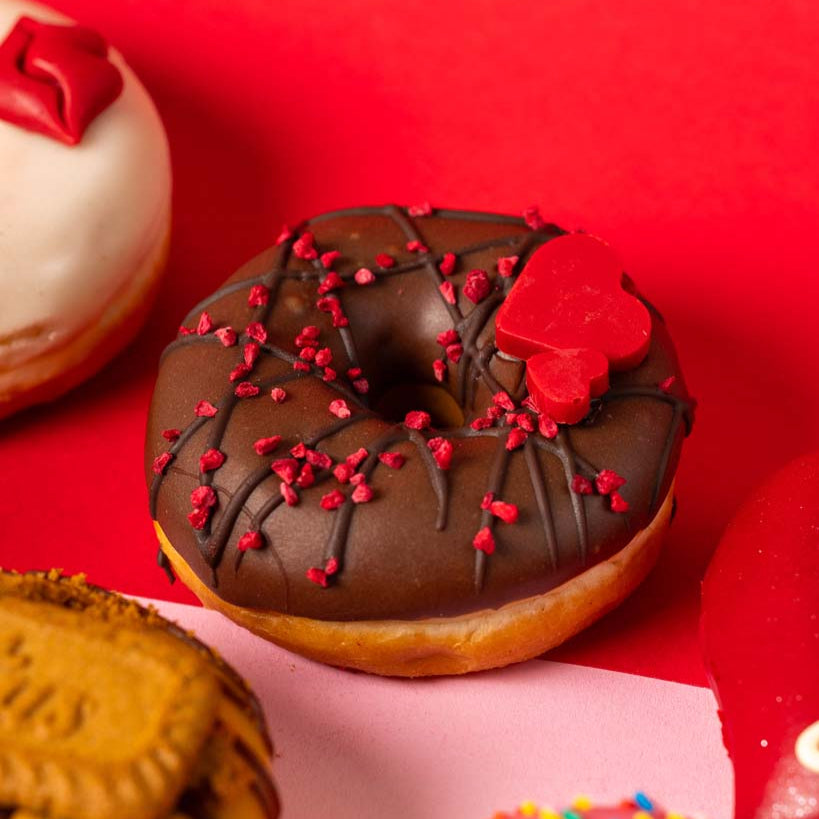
315,297,349,327
315,347,333,367
352,378,369,393
324,368,338,382
235,382,260,398
305,449,333,470
427,437,453,469
516,413,535,433
439,252,456,276
538,413,558,439
244,343,260,367
161,428,180,442
404,411,431,430
271,458,299,484
293,232,318,260
293,360,311,372
480,492,494,510
197,312,214,335
493,391,515,411
320,250,341,269
439,281,456,304
470,417,493,431
329,399,351,418
436,329,459,347
522,395,539,412
346,367,362,379
237,531,263,551
229,363,251,382
351,482,374,503
355,267,376,285
346,448,368,468
486,405,504,420
190,485,217,508
270,387,287,403
523,205,546,230
253,436,282,456
296,463,315,488
473,527,496,555
306,567,328,587
433,359,446,382
200,449,225,472
195,400,218,417
610,491,629,513
445,343,463,363
506,428,528,450
317,271,345,295
333,462,353,483
406,239,428,253
215,327,237,346
463,269,491,304
497,255,519,277
280,482,299,506
379,452,405,469
245,322,268,343
152,452,173,474
490,501,519,524
408,202,432,216
325,557,339,575
350,472,366,485
248,284,269,307
375,253,395,268
320,489,345,510
187,506,210,530
300,347,317,362
595,469,626,496
571,475,594,495
659,375,676,394
179,326,194,336
301,325,320,340
290,442,307,458
275,225,292,245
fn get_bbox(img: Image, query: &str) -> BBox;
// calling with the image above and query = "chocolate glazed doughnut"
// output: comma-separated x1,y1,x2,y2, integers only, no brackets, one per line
145,205,694,677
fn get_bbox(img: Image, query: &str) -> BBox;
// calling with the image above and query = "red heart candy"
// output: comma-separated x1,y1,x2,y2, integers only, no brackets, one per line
525,348,609,425
701,451,819,819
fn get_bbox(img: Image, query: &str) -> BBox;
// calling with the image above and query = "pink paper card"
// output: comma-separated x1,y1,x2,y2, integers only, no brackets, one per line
147,599,733,819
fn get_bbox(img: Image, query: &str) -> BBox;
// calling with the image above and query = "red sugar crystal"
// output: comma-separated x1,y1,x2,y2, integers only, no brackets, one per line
352,378,369,393
253,436,282,456
320,489,345,510
245,322,268,343
493,391,515,411
595,469,626,496
427,437,453,470
270,387,287,403
281,482,299,506
275,224,292,245
190,485,217,509
375,253,395,268
200,449,225,472
305,449,333,470
317,271,345,295
659,375,676,394
378,452,405,469
197,312,214,335
463,269,491,304
152,452,173,474
324,368,338,382
299,346,317,362
506,428,528,450
229,363,251,382
215,327,237,347
290,442,307,458
351,482,374,503
408,202,432,216
195,400,218,417
237,531,263,551
433,359,446,382
320,250,341,269
293,231,318,260
293,360,311,372
490,501,519,524
497,255,519,277
439,281,456,304
333,462,354,484
235,382,260,398
355,267,376,285
436,328,459,347
187,506,210,530
405,410,431,430
248,284,269,307
346,448,368,468
470,417,493,431
439,252,457,276
329,399,351,418
610,491,629,513
523,205,546,230
445,343,463,363
271,458,299,484
244,343,260,367
315,347,333,367
296,463,315,489
473,527,496,555
538,413,558,439
406,239,429,253
161,429,180,442
306,566,328,587
480,492,494,510
571,475,594,495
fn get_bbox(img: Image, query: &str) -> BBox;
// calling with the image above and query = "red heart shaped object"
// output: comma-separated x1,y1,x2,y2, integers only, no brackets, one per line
701,451,819,819
495,233,652,424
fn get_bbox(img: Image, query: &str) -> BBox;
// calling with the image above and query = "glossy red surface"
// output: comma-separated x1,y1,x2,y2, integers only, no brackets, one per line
2,0,819,687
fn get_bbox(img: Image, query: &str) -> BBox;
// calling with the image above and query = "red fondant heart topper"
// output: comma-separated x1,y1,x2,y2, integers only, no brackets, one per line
495,233,652,424
0,16,123,146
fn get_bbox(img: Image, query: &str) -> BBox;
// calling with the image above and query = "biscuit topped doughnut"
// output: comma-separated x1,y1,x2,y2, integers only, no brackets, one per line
146,205,694,676
0,0,171,419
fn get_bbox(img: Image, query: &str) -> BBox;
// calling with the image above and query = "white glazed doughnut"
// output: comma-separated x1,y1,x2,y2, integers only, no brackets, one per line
0,0,171,418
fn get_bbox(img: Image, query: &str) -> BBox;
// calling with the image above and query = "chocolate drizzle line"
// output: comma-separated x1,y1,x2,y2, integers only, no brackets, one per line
150,205,692,602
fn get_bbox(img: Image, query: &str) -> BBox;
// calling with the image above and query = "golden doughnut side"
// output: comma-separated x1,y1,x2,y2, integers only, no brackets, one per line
155,484,674,677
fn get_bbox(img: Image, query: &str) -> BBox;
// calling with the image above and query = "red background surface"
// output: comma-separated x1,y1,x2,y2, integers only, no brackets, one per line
2,0,817,687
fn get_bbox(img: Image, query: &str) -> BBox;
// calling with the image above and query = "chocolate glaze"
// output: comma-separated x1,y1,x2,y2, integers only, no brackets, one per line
145,206,693,622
